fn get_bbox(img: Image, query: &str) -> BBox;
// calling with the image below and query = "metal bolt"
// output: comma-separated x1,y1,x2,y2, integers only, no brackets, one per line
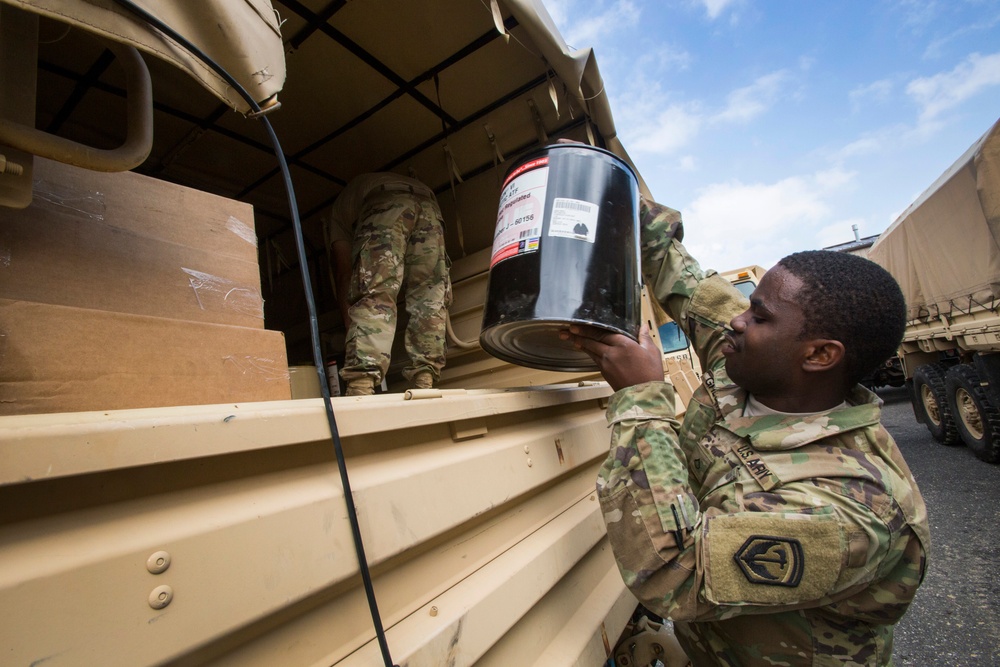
146,551,171,574
0,154,24,176
429,606,438,617
148,585,174,610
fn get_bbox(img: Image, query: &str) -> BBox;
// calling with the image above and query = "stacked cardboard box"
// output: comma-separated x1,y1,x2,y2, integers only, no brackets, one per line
0,158,290,415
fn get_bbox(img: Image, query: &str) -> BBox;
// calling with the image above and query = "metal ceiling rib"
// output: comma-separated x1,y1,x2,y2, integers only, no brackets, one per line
284,0,348,51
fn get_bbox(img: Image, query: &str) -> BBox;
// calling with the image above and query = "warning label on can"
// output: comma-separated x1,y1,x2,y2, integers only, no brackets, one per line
548,198,598,243
491,159,548,267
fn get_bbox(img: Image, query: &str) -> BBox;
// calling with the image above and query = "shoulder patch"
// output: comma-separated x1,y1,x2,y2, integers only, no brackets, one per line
704,513,843,606
734,536,804,587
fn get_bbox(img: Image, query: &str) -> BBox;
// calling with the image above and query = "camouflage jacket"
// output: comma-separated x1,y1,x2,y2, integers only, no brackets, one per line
597,201,930,666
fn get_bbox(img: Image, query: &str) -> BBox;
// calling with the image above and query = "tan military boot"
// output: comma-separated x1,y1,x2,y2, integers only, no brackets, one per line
346,377,375,396
412,371,434,389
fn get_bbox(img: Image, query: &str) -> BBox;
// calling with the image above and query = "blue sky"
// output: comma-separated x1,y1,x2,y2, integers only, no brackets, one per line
545,0,1000,271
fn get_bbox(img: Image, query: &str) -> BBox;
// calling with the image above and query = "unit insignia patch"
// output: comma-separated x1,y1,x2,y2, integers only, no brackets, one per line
733,535,804,587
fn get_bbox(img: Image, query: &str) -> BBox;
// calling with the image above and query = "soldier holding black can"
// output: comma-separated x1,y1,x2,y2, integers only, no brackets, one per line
562,197,929,666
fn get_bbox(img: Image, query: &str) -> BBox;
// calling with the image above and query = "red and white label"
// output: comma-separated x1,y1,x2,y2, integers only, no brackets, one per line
491,159,548,268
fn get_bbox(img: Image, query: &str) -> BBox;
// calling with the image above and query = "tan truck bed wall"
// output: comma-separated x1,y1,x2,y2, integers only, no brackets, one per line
0,385,639,666
868,119,1000,325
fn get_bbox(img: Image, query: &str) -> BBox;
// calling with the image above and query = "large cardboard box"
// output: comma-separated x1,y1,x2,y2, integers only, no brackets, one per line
0,158,264,328
0,300,290,416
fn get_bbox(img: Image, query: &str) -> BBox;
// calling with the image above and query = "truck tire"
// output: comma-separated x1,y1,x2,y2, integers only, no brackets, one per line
912,364,960,445
945,364,1000,463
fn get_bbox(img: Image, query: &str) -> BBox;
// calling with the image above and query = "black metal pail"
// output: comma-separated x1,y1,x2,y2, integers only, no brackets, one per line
479,143,641,372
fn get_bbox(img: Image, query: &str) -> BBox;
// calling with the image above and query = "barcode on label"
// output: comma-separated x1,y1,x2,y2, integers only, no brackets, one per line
518,227,540,239
555,200,592,213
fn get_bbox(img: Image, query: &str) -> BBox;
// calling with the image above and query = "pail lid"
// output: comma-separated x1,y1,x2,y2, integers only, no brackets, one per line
480,318,634,372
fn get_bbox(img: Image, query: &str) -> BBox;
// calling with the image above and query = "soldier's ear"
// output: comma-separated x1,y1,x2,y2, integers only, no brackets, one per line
801,339,845,373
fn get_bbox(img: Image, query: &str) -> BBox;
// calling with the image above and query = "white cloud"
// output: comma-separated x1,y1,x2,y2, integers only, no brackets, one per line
698,0,737,21
617,69,790,156
645,43,693,72
830,122,938,164
678,155,697,171
686,177,829,235
621,101,704,154
849,79,893,112
813,167,855,190
712,70,788,123
680,170,856,270
907,51,1000,120
835,135,885,160
895,0,945,29
553,0,641,49
923,14,1000,60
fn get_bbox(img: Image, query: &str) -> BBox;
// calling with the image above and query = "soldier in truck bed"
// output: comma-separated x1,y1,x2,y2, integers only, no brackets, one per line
325,173,452,396
562,197,929,666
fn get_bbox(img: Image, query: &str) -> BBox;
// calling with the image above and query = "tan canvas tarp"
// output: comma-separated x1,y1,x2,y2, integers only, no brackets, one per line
868,118,1000,321
1,0,286,113
4,0,649,193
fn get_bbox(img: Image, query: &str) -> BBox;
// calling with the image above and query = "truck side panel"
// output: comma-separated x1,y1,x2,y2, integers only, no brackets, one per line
0,387,636,666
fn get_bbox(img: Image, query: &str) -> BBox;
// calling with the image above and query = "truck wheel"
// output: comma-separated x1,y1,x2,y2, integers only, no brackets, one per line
945,364,1000,463
912,364,960,445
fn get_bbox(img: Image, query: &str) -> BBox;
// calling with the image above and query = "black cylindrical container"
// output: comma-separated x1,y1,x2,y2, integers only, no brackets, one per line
479,143,641,371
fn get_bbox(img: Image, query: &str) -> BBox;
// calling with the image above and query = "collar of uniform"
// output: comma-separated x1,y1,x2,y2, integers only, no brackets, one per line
719,384,883,451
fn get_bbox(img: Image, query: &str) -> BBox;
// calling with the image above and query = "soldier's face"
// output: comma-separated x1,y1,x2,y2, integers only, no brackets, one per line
723,266,811,398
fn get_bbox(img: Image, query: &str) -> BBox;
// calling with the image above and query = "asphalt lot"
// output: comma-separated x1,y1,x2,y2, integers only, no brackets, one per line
878,386,1000,666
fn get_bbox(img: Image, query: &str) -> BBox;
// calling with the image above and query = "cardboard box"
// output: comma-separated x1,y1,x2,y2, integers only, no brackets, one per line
0,300,290,416
0,158,264,328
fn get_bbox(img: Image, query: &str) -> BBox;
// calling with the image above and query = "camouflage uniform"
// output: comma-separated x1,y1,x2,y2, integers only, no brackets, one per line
326,174,451,385
598,200,930,666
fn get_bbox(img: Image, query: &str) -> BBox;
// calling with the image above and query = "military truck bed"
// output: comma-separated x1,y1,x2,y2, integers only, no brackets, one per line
868,119,1000,325
0,385,635,666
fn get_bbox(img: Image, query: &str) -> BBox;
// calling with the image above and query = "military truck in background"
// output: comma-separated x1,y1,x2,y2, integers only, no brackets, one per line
868,117,1000,464
0,1,694,665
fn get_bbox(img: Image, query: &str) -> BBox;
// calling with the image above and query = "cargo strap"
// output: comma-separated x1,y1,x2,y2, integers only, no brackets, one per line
443,143,467,256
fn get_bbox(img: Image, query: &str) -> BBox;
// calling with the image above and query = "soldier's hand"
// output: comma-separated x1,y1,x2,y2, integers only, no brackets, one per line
560,323,664,391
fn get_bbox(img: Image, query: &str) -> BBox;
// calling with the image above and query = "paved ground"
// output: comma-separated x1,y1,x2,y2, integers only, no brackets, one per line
880,386,1000,666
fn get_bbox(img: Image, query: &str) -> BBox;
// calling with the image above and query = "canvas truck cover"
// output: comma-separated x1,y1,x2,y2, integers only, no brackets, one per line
868,117,1000,322
1,0,286,113
2,0,643,176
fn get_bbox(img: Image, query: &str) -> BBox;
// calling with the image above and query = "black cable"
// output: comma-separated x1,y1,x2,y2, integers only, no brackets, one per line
107,3,397,665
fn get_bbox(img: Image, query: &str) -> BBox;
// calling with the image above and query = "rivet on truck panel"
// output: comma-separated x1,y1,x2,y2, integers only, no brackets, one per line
147,551,171,574
149,585,174,610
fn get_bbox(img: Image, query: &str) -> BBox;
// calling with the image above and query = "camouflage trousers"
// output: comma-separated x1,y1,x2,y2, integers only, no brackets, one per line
341,189,452,385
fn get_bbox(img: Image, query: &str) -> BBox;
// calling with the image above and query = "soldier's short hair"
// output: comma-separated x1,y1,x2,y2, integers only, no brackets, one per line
777,250,906,386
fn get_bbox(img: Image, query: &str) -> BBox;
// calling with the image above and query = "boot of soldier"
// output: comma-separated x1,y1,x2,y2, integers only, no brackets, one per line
346,377,375,396
412,371,434,389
